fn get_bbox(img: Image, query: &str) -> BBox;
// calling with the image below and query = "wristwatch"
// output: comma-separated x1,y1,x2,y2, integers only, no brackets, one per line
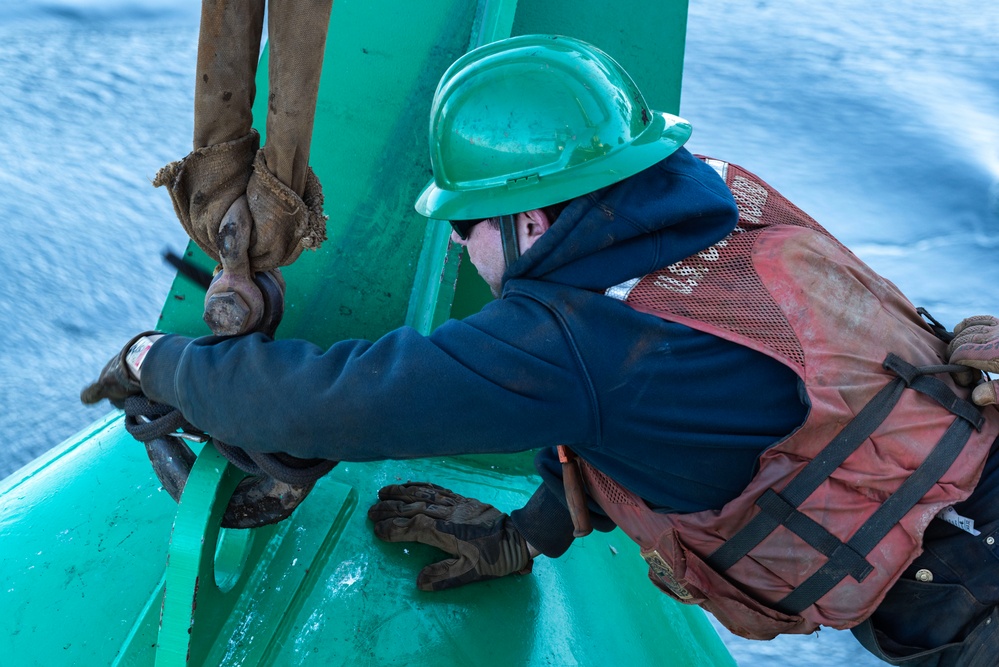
125,334,163,380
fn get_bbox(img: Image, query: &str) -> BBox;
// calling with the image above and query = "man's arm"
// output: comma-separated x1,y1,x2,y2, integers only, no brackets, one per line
139,300,597,463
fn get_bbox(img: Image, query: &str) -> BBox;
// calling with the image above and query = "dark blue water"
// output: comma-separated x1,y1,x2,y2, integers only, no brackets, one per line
1,1,996,664
683,0,999,329
0,2,197,475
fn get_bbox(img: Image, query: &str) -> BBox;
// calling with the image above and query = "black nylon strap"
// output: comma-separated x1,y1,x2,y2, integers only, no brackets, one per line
756,489,873,581
707,352,982,614
916,307,955,343
775,416,973,615
123,395,335,486
213,438,267,477
707,377,908,571
248,449,337,486
884,354,984,429
213,438,336,485
123,395,197,442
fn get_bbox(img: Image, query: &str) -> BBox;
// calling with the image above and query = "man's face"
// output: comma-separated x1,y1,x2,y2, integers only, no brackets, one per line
451,219,506,297
449,210,550,298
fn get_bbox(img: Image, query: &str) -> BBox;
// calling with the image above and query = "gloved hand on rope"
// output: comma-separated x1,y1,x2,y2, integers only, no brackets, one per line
81,332,336,487
80,332,162,409
81,332,334,528
80,332,203,444
948,315,999,407
368,482,534,591
152,0,330,280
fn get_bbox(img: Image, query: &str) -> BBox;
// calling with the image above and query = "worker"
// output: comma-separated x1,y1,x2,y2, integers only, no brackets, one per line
83,35,999,665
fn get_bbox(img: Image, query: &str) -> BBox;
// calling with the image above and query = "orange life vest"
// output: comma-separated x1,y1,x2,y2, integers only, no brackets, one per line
579,158,999,640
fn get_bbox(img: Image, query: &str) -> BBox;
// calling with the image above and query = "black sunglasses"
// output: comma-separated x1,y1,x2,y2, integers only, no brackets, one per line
449,218,488,240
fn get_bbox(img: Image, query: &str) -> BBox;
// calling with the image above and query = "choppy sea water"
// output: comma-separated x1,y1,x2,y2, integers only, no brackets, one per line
0,1,197,475
0,1,996,665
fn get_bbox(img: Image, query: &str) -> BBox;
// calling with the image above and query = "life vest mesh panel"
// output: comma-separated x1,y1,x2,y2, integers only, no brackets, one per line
586,463,639,507
621,164,844,372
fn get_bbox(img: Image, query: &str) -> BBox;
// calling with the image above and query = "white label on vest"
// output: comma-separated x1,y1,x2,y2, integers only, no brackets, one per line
703,158,729,181
731,176,768,224
938,506,980,536
652,231,738,296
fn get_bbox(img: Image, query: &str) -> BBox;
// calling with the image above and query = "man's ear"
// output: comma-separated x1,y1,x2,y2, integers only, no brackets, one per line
518,208,551,252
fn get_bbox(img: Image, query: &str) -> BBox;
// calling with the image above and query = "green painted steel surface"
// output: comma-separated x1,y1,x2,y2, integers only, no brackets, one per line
1,420,733,666
1,415,175,666
0,0,734,664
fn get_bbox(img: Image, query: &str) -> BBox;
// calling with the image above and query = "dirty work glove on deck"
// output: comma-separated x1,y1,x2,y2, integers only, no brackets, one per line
368,482,532,591
80,332,161,409
948,315,999,406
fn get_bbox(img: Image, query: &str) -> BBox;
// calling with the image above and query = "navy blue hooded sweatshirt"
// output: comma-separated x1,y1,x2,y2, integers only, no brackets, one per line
142,148,807,557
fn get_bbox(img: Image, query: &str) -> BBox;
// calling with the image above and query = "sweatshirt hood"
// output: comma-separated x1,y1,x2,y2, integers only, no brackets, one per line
503,148,739,291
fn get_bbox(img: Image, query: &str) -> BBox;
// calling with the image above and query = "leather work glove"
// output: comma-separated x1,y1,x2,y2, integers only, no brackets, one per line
948,315,999,406
154,0,330,275
80,332,162,409
368,482,533,591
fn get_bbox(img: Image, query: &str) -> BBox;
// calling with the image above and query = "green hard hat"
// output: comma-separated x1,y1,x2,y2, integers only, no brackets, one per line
415,34,692,221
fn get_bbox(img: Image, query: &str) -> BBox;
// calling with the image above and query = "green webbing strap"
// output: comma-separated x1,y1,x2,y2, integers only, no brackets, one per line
706,353,983,616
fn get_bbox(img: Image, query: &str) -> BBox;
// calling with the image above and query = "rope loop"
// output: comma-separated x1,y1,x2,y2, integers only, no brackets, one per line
123,395,335,528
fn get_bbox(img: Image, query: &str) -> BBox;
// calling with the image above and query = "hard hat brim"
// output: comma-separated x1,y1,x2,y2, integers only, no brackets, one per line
415,112,692,221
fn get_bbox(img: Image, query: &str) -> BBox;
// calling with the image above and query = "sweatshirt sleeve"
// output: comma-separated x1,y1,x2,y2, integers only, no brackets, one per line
140,296,598,463
510,484,576,558
509,448,619,558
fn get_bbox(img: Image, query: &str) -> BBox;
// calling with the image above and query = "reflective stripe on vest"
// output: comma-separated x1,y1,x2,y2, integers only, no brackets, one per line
581,157,999,640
